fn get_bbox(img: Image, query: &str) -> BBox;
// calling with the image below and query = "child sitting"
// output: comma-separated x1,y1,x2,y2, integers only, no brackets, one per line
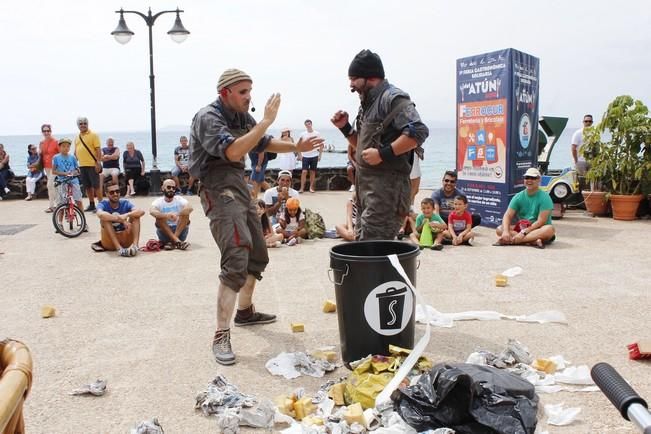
409,197,446,250
445,194,476,246
335,191,357,241
279,197,307,246
257,199,283,247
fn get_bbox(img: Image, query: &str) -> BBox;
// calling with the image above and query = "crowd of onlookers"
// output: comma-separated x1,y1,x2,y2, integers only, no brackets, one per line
2,117,556,251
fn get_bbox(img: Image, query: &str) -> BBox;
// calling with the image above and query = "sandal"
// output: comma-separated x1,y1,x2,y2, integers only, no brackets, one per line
533,239,546,249
175,241,190,250
44,207,55,213
91,241,106,252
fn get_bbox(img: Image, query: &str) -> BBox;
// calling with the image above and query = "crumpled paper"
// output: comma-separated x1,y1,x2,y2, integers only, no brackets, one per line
70,379,107,396
195,375,256,416
416,304,567,328
502,266,523,277
554,365,595,385
130,418,164,434
266,352,338,379
544,403,581,426
465,339,532,368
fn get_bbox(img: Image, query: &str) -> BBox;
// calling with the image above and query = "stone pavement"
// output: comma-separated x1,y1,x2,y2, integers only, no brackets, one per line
1,191,650,433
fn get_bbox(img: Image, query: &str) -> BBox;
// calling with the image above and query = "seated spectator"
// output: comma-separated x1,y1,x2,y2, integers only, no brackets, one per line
264,170,299,225
335,192,358,241
248,149,269,198
444,194,475,246
409,197,446,250
25,144,43,201
431,170,481,227
171,135,196,195
94,182,145,257
257,199,283,247
98,137,120,200
0,143,11,199
123,141,145,196
278,197,307,246
495,168,556,248
149,179,193,250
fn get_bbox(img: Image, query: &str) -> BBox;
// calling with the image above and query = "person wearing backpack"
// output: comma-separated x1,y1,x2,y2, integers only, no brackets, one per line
331,49,429,240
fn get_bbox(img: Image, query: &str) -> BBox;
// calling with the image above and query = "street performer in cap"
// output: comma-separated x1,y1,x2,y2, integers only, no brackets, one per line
331,49,429,240
189,68,323,365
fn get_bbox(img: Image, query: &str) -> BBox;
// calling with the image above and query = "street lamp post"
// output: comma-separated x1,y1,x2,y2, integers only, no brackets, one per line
111,7,190,194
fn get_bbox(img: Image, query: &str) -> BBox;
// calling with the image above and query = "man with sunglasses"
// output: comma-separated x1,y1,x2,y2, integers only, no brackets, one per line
149,179,193,250
95,182,145,257
431,170,481,227
495,167,555,248
571,114,593,175
189,68,323,365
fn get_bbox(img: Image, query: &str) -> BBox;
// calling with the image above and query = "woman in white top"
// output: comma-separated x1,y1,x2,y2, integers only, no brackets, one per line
276,128,297,171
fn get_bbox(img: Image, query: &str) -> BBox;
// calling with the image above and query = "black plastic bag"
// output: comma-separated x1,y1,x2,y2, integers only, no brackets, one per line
394,362,538,434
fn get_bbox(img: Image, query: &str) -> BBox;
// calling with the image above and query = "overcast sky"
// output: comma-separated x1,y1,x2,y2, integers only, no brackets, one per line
0,0,649,135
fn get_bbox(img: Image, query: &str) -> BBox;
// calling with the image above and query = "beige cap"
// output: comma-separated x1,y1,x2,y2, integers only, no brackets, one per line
524,167,541,178
217,68,252,91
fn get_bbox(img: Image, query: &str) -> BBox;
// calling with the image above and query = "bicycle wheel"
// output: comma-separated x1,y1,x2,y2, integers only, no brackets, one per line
52,204,86,238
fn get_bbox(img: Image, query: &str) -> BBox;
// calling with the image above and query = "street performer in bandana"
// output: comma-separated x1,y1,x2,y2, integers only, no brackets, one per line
189,68,323,365
331,49,429,240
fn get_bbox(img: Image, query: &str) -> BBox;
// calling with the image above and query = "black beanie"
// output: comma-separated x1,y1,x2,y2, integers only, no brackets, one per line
348,49,385,79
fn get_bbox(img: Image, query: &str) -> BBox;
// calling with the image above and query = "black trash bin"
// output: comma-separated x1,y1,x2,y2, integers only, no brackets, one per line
329,241,419,365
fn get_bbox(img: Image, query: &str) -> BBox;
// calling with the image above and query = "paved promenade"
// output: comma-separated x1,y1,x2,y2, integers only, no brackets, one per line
1,191,649,433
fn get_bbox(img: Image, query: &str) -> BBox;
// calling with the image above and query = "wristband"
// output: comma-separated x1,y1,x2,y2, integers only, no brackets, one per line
379,145,397,162
338,123,354,137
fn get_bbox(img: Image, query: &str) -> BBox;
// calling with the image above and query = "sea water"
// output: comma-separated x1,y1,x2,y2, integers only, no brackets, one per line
0,127,574,189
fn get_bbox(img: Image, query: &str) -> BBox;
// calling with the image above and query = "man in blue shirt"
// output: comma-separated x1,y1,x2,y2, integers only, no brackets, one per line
495,167,556,248
431,170,481,227
95,182,145,257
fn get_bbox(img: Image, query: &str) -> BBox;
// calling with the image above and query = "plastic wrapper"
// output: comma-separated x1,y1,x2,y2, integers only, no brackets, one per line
70,379,107,396
130,418,164,434
195,375,256,416
395,363,539,434
544,403,581,426
266,352,338,379
239,399,275,429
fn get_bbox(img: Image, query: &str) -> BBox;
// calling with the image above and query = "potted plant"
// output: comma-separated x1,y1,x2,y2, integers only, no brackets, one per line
582,95,651,220
581,125,609,216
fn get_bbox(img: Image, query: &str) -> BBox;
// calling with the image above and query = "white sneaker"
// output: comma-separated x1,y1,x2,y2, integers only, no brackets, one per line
3,187,9,194
287,238,297,246
348,185,355,192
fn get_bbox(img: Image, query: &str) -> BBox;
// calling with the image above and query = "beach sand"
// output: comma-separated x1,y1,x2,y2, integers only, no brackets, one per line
1,190,649,433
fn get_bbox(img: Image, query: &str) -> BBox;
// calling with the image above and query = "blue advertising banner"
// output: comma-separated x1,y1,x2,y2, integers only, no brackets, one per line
456,48,539,228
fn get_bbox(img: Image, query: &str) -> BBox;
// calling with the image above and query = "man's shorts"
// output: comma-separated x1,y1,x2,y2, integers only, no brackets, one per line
171,166,186,177
248,153,268,183
156,224,189,243
79,166,100,189
56,183,82,205
102,168,119,178
101,226,134,250
301,156,318,171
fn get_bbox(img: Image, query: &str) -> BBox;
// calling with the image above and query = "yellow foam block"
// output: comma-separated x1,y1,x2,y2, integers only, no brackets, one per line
312,350,338,363
328,382,346,406
293,396,316,421
495,275,508,287
532,358,557,374
344,402,365,426
40,305,56,318
291,323,305,333
322,300,337,313
302,416,324,426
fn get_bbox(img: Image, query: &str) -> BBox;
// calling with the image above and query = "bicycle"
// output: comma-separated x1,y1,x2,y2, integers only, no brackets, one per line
591,363,651,433
52,175,86,238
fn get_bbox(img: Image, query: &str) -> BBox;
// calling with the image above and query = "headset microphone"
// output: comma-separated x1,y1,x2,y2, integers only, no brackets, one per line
350,88,356,93
250,100,256,112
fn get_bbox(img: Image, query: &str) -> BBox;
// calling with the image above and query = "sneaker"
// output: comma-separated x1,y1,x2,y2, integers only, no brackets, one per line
163,242,174,251
466,237,474,246
128,245,138,256
83,224,89,233
3,187,9,194
84,203,96,212
212,329,236,365
431,244,444,251
348,185,355,192
118,247,131,257
234,305,277,327
287,238,297,246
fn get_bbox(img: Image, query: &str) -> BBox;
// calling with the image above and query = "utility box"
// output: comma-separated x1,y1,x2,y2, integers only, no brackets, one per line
456,48,540,228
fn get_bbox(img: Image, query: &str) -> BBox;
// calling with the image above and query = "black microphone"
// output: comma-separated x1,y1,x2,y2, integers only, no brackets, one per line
250,100,256,112
350,88,356,93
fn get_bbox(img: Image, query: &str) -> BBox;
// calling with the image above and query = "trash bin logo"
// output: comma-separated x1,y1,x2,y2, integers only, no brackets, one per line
363,281,414,336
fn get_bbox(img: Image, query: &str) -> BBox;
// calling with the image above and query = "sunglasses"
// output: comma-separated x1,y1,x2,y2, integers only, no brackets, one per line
78,123,88,126
108,190,120,195
42,130,51,133
443,179,456,184
583,120,593,124
524,176,539,180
